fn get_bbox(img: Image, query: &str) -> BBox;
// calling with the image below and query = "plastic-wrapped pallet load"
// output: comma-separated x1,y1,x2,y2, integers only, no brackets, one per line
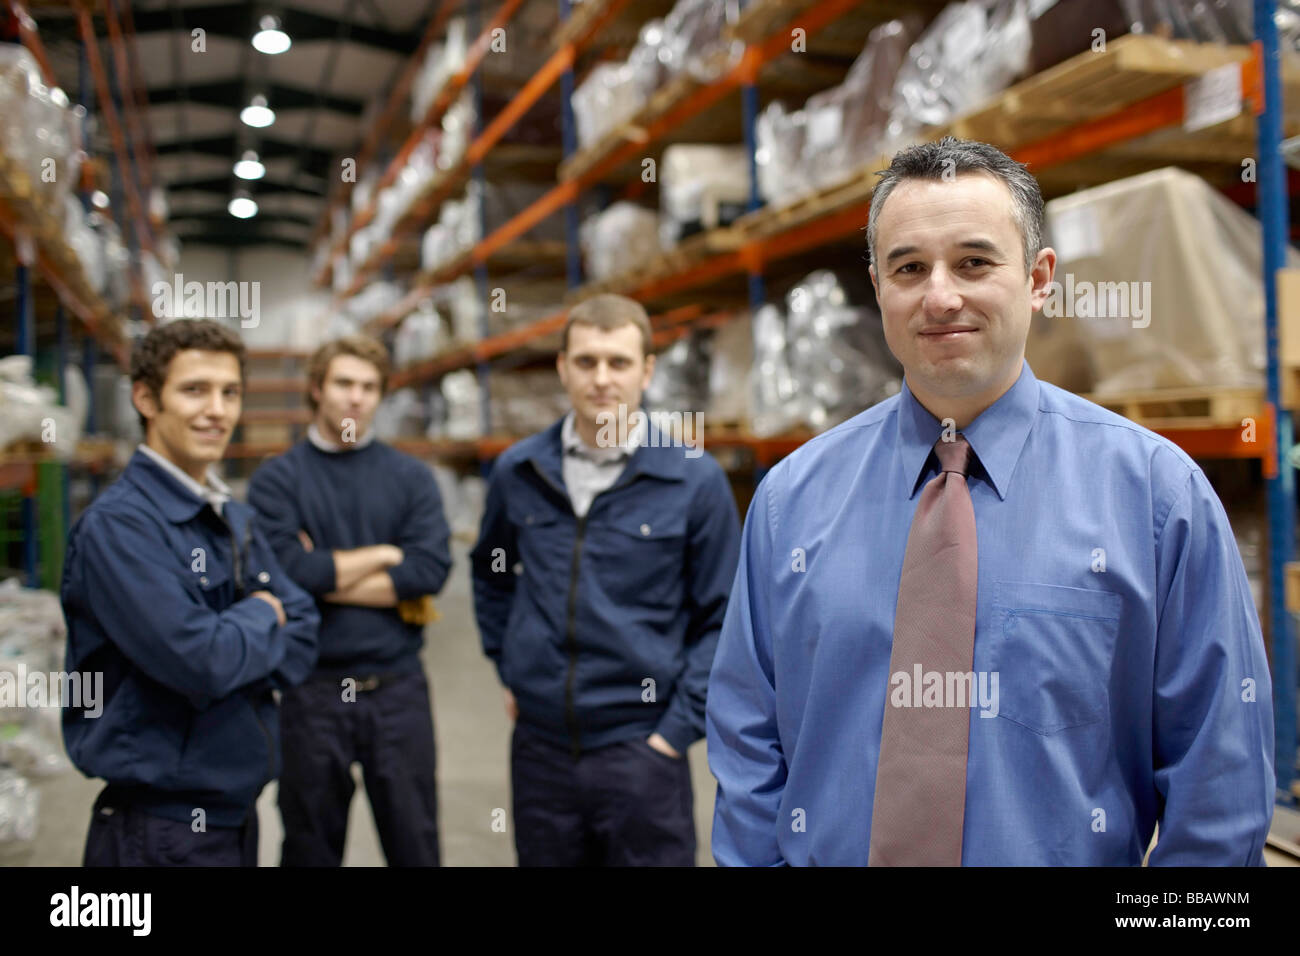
750,271,903,436
0,355,83,458
883,0,1032,152
0,45,83,219
580,202,662,281
708,312,752,425
645,334,711,414
1029,0,1253,74
488,370,570,435
1037,166,1300,393
570,0,739,151
659,144,750,246
756,18,919,206
0,579,73,787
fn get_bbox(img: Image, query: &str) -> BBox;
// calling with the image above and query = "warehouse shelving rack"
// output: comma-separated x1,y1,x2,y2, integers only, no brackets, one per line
0,0,158,588
293,0,1298,800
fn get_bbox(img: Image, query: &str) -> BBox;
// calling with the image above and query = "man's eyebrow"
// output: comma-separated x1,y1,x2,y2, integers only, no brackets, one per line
883,238,1004,265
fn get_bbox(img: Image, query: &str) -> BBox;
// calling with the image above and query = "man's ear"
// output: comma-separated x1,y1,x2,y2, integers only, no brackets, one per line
131,381,159,422
868,263,879,300
642,352,655,390
1028,246,1057,312
555,351,568,389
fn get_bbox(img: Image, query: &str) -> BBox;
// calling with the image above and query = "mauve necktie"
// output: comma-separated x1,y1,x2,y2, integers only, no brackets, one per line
869,434,978,866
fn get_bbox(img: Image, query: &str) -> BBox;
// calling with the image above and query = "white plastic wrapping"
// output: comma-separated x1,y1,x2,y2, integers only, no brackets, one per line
884,0,1032,150
0,768,39,848
749,271,902,436
659,144,750,246
0,355,82,457
580,202,662,281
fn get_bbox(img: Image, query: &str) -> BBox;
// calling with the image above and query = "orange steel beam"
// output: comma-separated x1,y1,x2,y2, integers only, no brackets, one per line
119,1,158,188
104,0,152,196
8,0,56,84
467,44,575,165
1012,55,1259,172
76,0,154,256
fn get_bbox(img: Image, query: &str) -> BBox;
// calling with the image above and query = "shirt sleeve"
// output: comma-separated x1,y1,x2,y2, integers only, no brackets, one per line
1148,468,1275,865
654,459,741,755
248,457,337,596
385,461,453,601
706,471,789,866
470,460,518,684
248,520,320,688
70,508,291,711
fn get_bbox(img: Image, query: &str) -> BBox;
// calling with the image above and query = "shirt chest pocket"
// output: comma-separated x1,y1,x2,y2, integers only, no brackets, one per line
988,582,1122,735
193,565,233,611
589,515,687,608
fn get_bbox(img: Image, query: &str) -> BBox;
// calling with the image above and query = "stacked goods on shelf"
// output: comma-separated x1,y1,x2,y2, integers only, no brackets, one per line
659,144,750,244
0,46,82,224
488,369,570,435
420,179,558,274
580,202,662,282
757,1,1036,210
410,17,468,124
1029,167,1300,395
0,355,85,459
1029,0,1254,75
757,17,918,206
707,312,752,425
571,0,742,151
0,579,74,856
750,271,901,437
333,89,477,290
645,332,711,413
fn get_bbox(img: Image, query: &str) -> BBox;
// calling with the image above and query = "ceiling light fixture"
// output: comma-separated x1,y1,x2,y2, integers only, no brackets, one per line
228,190,258,218
240,93,275,128
252,15,292,55
233,149,266,180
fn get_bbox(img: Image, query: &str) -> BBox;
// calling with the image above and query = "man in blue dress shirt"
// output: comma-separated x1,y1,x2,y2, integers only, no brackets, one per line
707,136,1276,866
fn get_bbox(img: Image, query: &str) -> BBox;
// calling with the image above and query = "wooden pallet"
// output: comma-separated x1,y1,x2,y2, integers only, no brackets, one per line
733,155,889,240
553,0,677,51
1080,386,1262,431
948,34,1253,151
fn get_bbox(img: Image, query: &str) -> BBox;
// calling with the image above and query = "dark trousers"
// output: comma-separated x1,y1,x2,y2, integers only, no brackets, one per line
279,668,440,866
510,722,696,866
83,787,258,867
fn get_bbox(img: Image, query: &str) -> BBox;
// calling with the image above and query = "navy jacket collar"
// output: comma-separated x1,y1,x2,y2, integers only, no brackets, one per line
122,449,245,531
522,414,687,491
898,360,1040,501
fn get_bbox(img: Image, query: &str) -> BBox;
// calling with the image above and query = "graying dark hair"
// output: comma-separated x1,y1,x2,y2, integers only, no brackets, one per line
867,136,1044,275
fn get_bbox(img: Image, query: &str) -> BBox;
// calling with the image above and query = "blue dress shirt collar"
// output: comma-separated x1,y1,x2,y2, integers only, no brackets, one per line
898,360,1040,501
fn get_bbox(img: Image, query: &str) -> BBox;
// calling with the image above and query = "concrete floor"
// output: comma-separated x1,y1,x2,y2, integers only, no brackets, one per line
9,538,1295,867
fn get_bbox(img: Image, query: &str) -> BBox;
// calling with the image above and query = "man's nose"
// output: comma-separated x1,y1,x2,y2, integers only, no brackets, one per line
922,265,963,318
593,362,611,386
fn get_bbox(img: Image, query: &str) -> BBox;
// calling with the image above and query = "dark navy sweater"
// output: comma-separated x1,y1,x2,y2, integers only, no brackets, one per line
249,438,452,675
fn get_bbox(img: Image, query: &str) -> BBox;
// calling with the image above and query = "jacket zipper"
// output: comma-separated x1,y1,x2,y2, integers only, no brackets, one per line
529,459,640,762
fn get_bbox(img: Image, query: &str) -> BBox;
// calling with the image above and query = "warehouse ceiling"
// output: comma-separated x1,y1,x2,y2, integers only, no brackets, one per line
30,0,561,250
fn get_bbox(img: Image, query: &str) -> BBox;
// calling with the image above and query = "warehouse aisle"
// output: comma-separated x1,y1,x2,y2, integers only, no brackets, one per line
22,539,717,867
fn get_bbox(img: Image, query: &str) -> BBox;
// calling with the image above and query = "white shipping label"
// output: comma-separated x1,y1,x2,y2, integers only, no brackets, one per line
1047,204,1103,264
1183,63,1243,133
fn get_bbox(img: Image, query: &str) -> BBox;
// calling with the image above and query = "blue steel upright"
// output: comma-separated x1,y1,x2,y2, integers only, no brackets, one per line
1255,0,1297,804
